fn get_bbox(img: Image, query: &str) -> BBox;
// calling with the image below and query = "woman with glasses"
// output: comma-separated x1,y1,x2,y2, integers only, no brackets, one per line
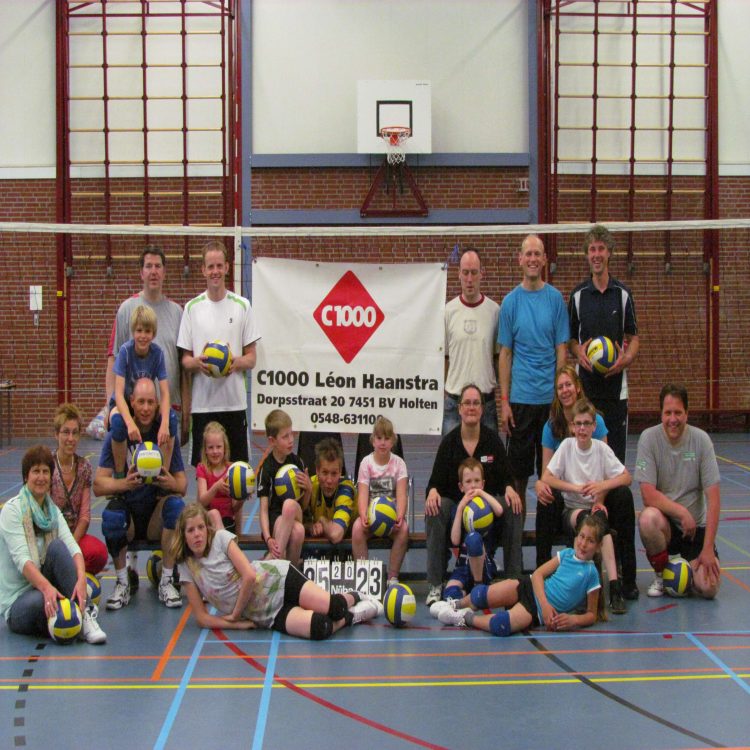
51,403,108,575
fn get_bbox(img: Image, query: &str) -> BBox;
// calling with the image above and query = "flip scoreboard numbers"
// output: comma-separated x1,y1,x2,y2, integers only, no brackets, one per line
302,558,386,600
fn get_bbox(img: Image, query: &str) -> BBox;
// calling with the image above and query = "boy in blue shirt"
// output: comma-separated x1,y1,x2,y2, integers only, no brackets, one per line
110,305,174,477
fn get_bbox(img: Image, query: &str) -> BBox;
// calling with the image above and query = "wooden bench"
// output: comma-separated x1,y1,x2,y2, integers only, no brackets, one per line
127,529,560,555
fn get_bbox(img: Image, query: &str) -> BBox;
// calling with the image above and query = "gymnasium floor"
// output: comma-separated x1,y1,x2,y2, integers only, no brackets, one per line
1,432,749,750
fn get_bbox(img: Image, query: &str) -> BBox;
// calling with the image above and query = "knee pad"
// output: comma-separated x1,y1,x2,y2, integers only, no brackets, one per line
102,507,128,553
465,531,484,557
109,412,128,442
309,612,334,641
489,610,512,637
327,593,349,621
443,585,463,602
470,584,488,610
161,496,184,529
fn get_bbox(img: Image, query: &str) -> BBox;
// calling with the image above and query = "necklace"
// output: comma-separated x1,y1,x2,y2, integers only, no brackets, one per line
59,455,75,473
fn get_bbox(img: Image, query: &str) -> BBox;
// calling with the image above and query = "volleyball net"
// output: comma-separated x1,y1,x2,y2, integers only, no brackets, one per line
1,216,749,435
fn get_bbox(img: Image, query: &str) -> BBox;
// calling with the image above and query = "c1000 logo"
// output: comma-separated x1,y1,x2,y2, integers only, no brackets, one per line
319,304,378,328
313,271,385,363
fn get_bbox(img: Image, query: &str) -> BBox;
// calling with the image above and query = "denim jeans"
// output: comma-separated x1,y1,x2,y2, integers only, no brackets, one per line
7,538,79,636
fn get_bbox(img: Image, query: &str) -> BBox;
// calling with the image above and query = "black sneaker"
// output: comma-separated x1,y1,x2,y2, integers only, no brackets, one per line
622,584,639,601
128,566,139,594
609,581,626,615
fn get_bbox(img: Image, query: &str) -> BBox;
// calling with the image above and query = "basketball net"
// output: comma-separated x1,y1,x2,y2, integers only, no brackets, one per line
380,126,411,165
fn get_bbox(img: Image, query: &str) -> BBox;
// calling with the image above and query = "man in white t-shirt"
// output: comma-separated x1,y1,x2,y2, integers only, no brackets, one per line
178,240,261,466
635,384,721,599
443,249,500,434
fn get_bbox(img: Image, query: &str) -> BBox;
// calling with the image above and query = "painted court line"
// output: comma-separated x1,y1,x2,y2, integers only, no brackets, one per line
153,625,209,750
685,632,750,697
252,630,280,750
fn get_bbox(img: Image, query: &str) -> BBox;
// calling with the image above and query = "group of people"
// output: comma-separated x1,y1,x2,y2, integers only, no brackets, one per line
0,230,723,645
424,228,720,631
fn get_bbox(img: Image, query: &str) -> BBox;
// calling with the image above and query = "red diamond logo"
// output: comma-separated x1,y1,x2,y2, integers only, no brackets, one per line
313,271,385,363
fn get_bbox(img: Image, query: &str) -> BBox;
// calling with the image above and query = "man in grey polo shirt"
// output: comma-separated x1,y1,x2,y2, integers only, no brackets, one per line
635,384,721,599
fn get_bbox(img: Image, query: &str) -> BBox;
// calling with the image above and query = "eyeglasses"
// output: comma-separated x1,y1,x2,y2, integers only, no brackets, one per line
461,400,482,407
572,420,594,429
59,428,80,436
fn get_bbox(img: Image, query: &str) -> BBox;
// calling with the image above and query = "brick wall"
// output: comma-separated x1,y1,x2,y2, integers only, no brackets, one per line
0,169,748,437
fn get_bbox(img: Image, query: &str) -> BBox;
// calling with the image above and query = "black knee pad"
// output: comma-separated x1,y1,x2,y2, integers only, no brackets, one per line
327,593,349,621
309,612,334,641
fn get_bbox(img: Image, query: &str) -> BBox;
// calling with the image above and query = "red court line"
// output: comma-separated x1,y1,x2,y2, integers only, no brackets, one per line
213,629,450,750
646,603,678,613
151,605,193,681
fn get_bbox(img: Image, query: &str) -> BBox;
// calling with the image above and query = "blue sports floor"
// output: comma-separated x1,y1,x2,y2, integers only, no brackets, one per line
1,432,749,749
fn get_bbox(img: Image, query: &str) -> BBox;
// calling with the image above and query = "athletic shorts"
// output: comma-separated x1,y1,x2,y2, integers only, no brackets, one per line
515,574,541,627
667,521,718,562
506,402,550,480
271,565,309,633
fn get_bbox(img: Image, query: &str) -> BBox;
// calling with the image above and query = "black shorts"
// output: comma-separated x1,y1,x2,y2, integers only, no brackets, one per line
271,565,309,634
667,521,718,562
515,574,541,627
191,410,249,466
507,403,550,480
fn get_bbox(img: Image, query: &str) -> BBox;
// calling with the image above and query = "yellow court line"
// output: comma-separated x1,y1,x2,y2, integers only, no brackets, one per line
717,454,750,472
718,535,750,560
7,671,750,691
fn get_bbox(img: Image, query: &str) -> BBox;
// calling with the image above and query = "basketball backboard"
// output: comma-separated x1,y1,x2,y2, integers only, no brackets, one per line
357,80,431,155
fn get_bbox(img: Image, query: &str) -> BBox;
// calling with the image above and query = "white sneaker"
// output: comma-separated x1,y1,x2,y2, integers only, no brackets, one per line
106,580,131,610
647,574,664,597
429,599,457,619
386,577,399,589
350,599,380,625
158,578,183,608
356,592,384,617
438,606,472,627
425,585,442,606
81,605,107,644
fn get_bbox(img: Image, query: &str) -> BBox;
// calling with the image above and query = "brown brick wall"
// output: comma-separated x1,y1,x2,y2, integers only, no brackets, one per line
0,170,748,437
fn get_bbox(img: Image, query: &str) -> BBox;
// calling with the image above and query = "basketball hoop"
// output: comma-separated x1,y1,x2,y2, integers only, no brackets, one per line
380,126,411,165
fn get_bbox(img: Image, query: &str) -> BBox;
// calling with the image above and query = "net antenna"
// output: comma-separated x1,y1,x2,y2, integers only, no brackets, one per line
380,126,411,166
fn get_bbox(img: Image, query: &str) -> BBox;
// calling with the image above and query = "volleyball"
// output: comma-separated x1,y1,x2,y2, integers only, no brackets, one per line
367,495,398,537
133,441,162,483
146,550,163,588
462,495,494,534
85,573,102,606
384,583,417,628
663,557,693,597
202,340,232,377
48,598,82,644
274,463,303,501
227,461,255,500
587,336,617,374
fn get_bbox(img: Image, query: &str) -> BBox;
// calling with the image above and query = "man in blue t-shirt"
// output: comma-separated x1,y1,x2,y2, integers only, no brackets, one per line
498,235,569,512
94,378,187,612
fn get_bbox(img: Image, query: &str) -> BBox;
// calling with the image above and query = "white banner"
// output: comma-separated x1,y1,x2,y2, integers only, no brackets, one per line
251,258,446,434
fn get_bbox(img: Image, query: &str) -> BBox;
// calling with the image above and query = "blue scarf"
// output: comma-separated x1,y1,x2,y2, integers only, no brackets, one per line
19,484,58,567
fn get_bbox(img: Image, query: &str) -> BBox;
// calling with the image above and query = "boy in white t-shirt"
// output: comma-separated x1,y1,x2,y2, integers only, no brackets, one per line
351,416,409,587
541,398,632,614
